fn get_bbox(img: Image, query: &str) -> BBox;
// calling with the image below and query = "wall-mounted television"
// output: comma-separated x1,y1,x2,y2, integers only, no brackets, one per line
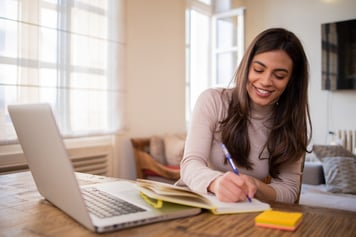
321,18,356,90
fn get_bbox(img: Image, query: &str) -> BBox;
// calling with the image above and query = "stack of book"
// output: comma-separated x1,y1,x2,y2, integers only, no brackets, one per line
255,210,303,231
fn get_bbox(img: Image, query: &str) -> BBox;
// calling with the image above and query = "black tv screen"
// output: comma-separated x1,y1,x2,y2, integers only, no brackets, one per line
321,18,356,90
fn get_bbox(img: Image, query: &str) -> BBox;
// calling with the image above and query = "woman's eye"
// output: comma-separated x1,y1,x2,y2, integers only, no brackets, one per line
275,74,286,80
254,68,263,73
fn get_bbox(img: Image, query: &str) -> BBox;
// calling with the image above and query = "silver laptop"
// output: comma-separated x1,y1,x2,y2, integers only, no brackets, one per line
8,103,200,233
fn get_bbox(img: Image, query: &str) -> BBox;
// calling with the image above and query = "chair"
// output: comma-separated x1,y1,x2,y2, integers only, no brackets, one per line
295,154,306,204
130,137,180,184
263,154,305,204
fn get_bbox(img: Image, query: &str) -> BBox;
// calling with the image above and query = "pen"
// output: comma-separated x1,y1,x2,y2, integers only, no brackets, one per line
221,143,252,202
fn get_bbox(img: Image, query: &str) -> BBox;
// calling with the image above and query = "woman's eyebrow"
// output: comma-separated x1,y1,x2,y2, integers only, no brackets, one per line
253,61,266,67
253,60,289,73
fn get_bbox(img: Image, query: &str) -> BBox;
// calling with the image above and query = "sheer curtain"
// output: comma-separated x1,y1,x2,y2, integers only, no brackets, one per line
0,0,126,144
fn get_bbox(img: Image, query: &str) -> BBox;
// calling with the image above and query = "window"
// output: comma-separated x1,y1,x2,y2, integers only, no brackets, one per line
185,1,211,122
0,0,126,144
212,8,245,88
185,0,244,123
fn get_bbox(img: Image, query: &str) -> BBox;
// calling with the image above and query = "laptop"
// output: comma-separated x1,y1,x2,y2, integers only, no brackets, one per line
8,103,201,233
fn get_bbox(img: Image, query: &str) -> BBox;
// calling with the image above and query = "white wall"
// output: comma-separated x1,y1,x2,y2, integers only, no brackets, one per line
235,0,356,144
116,0,186,179
116,0,356,179
127,0,186,136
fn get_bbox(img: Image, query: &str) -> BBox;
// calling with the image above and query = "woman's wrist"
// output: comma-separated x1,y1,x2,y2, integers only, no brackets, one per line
253,178,276,201
207,178,217,194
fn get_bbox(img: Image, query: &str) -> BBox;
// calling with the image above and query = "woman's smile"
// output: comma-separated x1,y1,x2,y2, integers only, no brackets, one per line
253,85,274,97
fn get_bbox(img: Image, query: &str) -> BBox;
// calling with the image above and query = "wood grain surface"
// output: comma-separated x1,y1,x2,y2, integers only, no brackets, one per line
1,171,355,237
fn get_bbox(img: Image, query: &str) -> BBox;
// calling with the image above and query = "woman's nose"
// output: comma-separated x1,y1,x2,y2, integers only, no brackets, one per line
260,72,273,86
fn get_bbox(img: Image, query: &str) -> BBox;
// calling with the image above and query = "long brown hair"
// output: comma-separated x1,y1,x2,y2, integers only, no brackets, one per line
220,28,312,179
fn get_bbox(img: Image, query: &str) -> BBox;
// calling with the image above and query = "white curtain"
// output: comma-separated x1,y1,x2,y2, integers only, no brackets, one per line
0,0,127,144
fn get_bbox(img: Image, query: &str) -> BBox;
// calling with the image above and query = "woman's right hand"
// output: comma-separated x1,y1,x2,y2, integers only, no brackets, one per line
208,171,257,202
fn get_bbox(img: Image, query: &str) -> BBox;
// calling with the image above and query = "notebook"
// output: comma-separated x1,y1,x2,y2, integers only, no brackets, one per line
137,178,271,214
8,103,201,233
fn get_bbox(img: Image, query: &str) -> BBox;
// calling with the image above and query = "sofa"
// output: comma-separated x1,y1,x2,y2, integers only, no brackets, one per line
300,145,356,212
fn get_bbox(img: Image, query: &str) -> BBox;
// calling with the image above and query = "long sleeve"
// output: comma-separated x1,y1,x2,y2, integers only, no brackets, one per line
177,88,303,203
177,88,227,194
269,157,303,203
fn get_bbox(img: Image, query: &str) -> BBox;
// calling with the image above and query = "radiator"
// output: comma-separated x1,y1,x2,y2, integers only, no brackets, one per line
0,144,113,176
337,129,356,154
71,154,108,176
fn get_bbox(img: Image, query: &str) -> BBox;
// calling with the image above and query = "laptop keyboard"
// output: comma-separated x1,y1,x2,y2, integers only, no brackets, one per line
82,187,146,219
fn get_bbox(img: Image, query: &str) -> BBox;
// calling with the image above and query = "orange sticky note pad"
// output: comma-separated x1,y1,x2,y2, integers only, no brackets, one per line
255,210,303,231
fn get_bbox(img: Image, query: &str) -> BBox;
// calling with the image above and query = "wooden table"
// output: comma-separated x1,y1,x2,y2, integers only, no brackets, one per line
1,171,355,237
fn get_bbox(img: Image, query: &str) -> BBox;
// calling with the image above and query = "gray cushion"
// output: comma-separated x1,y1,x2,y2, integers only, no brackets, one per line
322,156,356,194
163,134,186,166
150,136,167,165
313,145,355,161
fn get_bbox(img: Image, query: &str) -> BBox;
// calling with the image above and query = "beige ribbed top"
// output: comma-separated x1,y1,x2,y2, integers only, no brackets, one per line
177,88,302,203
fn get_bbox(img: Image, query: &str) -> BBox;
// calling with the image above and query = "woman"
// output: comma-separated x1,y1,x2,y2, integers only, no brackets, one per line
177,28,312,204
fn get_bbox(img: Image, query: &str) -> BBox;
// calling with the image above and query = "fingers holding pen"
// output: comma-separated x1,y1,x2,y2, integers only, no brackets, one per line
239,173,258,200
208,172,256,202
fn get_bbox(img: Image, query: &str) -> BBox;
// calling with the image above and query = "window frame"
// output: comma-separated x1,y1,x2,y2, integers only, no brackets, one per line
211,8,245,88
185,1,245,124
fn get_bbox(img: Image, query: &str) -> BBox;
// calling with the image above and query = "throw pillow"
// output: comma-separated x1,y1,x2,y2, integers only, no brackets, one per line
163,134,186,166
312,145,355,161
150,136,167,165
322,156,356,194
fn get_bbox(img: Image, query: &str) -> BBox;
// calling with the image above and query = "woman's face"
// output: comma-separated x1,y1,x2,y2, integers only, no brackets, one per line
246,50,292,107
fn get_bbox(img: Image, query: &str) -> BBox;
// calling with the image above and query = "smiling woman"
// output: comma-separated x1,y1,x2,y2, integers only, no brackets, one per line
177,28,312,205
